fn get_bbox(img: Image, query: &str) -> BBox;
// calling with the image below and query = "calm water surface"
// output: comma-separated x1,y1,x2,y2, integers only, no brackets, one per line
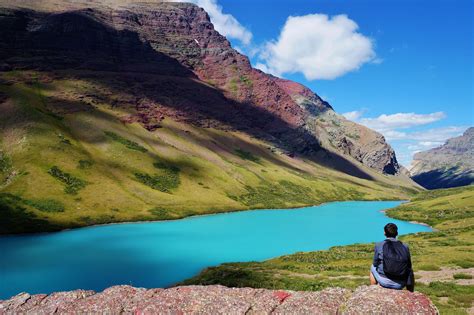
0,201,431,299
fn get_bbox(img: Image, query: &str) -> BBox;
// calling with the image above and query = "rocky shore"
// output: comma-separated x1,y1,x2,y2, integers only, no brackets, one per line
0,284,438,314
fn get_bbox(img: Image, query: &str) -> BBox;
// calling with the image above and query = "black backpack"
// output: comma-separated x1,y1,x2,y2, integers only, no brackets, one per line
382,240,410,280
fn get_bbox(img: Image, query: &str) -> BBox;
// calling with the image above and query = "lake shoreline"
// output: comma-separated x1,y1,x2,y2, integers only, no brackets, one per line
380,207,434,230
1,200,431,300
1,198,410,237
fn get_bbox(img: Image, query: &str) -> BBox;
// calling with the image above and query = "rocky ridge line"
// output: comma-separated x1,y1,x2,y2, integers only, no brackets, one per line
410,127,474,189
0,284,438,314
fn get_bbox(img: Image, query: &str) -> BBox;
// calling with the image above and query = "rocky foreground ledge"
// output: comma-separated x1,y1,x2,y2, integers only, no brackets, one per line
0,285,437,314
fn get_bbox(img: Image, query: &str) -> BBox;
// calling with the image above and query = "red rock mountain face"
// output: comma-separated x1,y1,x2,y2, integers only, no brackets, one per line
0,1,400,176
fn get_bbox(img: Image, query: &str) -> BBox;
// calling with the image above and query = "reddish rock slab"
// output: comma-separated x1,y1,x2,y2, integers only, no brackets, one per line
0,285,438,314
341,285,439,314
273,287,350,314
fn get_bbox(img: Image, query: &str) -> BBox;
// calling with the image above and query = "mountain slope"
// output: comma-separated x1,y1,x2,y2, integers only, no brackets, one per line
0,2,419,234
0,1,401,176
123,2,401,175
410,127,474,189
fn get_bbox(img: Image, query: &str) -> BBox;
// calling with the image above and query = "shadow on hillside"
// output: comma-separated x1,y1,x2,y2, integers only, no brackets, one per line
0,8,373,181
412,167,474,190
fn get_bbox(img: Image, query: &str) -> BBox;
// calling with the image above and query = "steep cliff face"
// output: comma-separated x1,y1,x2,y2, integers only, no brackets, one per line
275,77,399,174
115,2,400,174
410,127,474,189
0,1,400,175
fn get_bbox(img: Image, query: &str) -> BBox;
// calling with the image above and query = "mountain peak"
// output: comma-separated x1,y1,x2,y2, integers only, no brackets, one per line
463,127,474,137
411,127,474,189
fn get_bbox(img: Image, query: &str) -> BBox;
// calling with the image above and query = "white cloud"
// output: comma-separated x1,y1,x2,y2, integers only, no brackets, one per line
407,141,444,151
372,57,384,64
319,95,332,102
420,141,442,146
345,109,468,166
254,62,270,73
170,0,252,45
357,112,446,133
380,125,466,142
256,14,376,80
342,110,364,121
382,130,408,141
386,126,466,166
402,126,467,142
233,45,244,54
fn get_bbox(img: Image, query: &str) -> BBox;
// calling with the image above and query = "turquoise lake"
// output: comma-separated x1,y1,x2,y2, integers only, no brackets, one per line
0,201,431,299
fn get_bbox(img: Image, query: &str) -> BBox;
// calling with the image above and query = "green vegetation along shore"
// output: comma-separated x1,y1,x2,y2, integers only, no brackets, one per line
182,185,474,314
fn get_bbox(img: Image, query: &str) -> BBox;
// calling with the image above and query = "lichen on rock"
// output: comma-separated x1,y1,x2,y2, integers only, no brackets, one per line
0,284,438,314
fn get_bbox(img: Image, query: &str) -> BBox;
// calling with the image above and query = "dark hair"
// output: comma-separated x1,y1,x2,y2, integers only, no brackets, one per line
384,223,398,238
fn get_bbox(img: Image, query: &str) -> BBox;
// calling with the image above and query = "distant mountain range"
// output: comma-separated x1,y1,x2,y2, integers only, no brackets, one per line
410,127,474,189
0,0,419,234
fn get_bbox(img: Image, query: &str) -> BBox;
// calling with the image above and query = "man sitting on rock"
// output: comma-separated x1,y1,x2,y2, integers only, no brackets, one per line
370,223,415,292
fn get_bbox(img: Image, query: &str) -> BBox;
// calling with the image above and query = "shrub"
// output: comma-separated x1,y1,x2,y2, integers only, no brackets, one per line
48,166,87,194
452,260,474,269
78,159,94,169
0,151,12,173
453,273,473,280
234,148,260,163
135,171,179,193
229,78,238,94
23,199,65,212
149,207,177,219
104,131,147,152
153,161,180,173
228,180,316,208
347,133,360,140
135,161,180,193
239,75,253,88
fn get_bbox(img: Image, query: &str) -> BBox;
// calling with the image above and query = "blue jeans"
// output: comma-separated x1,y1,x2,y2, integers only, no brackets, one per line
371,264,405,289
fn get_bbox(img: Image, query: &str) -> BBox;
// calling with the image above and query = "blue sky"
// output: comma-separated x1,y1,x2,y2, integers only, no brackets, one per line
179,0,473,167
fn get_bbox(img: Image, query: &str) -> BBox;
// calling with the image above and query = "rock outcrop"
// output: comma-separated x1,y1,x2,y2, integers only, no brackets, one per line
410,127,474,189
0,285,438,314
0,1,401,176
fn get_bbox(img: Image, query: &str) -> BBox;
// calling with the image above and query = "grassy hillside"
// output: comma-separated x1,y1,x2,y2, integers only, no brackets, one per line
0,70,420,234
182,186,474,314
